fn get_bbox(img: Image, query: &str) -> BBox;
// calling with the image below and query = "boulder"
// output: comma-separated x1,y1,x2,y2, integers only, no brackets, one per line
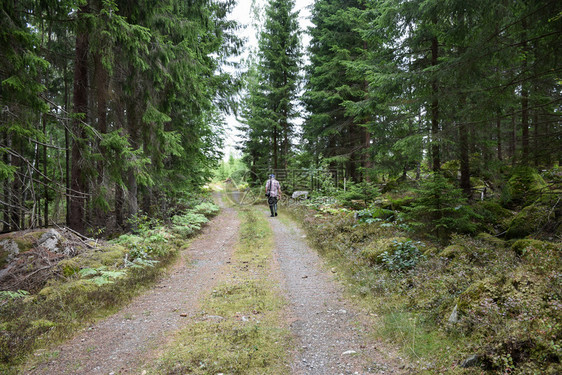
505,204,553,239
0,239,20,267
37,229,62,252
460,355,479,368
448,304,459,324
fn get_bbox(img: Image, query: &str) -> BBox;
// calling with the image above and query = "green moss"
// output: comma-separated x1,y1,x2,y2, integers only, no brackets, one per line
98,246,128,267
476,232,506,248
30,319,55,330
505,204,554,239
511,239,553,257
438,244,465,259
458,277,501,312
473,200,512,222
423,246,439,256
502,166,547,206
57,259,80,277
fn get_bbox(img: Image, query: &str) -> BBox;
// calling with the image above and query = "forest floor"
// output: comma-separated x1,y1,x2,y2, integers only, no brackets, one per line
21,194,409,375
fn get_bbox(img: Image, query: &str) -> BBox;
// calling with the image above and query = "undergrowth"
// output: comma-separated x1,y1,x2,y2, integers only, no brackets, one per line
0,201,220,374
152,207,290,374
288,205,562,374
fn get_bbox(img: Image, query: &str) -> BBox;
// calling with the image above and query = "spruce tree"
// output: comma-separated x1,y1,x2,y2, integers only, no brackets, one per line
241,0,301,171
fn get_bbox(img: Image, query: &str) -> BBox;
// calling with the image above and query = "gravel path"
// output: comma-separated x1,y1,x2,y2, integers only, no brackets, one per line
270,211,406,375
21,196,407,375
25,204,240,375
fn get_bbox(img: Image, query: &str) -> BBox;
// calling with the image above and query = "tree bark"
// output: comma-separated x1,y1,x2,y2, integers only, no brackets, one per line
496,112,502,161
430,35,440,171
520,18,529,164
126,100,139,222
69,5,90,234
43,114,48,227
92,51,109,227
459,120,471,198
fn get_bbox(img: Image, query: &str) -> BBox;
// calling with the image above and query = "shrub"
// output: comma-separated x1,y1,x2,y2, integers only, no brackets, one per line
171,212,209,237
380,240,425,272
404,173,479,241
361,237,410,265
355,206,394,224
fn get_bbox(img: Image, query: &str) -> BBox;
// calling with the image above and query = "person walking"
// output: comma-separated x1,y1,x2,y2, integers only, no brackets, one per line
265,174,282,217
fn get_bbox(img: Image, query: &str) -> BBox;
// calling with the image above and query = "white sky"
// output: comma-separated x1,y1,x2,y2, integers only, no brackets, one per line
221,0,314,160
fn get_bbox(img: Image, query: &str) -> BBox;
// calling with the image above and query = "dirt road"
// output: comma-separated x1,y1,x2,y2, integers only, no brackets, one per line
25,197,405,374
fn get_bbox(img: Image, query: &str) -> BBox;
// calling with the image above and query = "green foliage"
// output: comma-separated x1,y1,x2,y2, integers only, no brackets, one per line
405,173,479,241
192,202,220,216
356,206,395,224
171,212,209,237
78,267,126,286
238,0,301,171
380,240,425,272
335,180,380,208
0,290,30,301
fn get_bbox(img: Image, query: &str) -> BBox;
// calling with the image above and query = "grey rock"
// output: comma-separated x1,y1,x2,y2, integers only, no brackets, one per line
291,190,309,199
448,304,458,324
0,239,20,263
460,355,479,368
37,229,61,252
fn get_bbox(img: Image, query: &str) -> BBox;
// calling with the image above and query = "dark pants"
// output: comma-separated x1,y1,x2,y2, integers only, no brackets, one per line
268,196,278,216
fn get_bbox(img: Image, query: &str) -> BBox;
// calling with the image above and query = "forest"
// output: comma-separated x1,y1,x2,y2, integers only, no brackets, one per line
1,0,560,234
1,0,240,234
1,0,561,373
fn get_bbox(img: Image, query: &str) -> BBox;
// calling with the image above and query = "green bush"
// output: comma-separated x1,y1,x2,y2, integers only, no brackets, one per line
405,173,479,241
192,201,220,216
361,236,410,265
380,240,425,272
171,211,209,236
356,206,395,223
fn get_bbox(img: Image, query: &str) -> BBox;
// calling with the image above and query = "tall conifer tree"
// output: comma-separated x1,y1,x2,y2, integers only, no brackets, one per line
240,0,301,171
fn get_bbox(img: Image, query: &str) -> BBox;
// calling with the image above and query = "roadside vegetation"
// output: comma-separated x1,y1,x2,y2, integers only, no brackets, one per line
152,206,291,375
0,200,219,374
286,165,561,374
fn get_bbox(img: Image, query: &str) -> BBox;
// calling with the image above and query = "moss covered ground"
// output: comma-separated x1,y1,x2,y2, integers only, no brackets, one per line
151,206,291,374
288,202,561,374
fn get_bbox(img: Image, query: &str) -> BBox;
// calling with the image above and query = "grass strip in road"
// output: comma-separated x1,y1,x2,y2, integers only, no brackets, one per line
153,207,291,375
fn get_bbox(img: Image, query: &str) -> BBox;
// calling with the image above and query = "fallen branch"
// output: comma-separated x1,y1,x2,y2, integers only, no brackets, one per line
54,224,97,249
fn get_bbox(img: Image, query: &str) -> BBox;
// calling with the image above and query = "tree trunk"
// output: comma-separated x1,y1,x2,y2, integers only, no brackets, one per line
510,111,517,166
11,137,22,231
521,18,529,164
126,100,139,222
115,183,124,229
459,120,471,198
93,52,109,228
521,87,529,164
2,133,12,232
430,35,440,171
273,125,278,170
496,112,502,161
69,5,90,234
43,114,48,227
